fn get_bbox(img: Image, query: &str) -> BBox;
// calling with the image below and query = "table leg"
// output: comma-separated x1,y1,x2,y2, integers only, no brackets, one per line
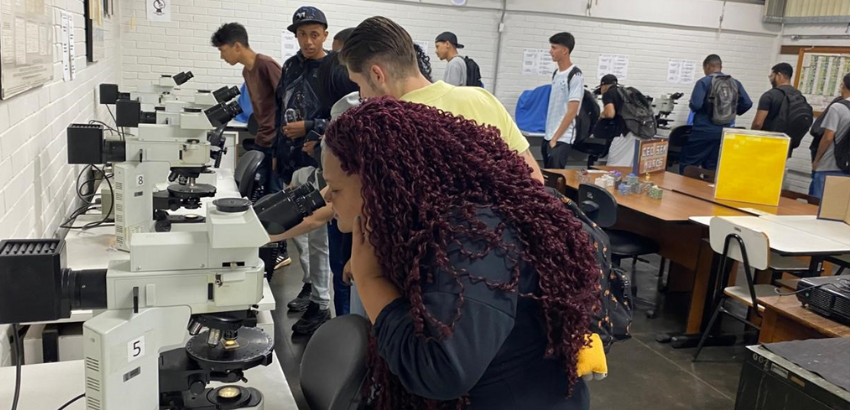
758,308,778,343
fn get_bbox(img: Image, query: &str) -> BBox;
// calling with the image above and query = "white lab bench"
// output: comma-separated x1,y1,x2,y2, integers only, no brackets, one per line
0,356,297,410
689,215,850,256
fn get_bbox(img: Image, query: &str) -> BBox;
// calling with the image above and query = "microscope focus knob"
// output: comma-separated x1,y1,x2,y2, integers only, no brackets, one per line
213,198,251,213
189,380,206,396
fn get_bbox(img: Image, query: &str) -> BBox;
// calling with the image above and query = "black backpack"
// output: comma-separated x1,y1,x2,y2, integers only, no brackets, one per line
771,87,813,152
462,57,483,87
544,187,632,350
835,127,850,173
708,74,739,125
555,67,599,145
616,86,657,139
810,99,850,161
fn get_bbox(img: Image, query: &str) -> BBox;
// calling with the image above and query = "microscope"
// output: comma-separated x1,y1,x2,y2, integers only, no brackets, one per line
0,185,326,410
651,92,684,129
115,71,195,112
68,90,243,250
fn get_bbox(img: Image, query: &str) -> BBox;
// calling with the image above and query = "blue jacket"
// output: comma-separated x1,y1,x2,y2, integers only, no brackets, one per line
515,84,551,134
688,72,752,141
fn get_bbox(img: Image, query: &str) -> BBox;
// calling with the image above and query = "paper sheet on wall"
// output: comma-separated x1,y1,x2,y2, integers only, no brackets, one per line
413,40,429,56
281,31,298,61
147,0,171,22
667,59,697,84
1,0,53,99
521,49,556,76
68,11,76,80
60,12,70,81
598,54,628,80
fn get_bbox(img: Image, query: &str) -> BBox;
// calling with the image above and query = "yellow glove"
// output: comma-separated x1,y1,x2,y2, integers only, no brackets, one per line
576,333,608,381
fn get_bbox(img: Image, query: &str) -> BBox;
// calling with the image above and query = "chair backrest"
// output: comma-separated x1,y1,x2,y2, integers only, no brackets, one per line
683,165,716,182
234,150,264,198
667,125,692,148
578,183,618,228
542,170,567,194
301,315,371,410
709,217,770,271
781,189,821,205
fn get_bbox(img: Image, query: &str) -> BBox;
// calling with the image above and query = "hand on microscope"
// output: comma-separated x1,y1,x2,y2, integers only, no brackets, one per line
283,121,307,139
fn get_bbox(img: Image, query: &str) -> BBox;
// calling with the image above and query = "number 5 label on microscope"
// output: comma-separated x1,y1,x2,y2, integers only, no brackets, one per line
128,336,145,362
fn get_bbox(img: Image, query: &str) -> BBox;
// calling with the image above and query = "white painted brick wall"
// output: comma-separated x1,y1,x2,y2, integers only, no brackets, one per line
0,1,121,241
118,0,503,96
494,13,779,131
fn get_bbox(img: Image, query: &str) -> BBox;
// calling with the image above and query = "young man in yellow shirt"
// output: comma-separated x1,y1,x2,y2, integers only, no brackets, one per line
338,16,543,183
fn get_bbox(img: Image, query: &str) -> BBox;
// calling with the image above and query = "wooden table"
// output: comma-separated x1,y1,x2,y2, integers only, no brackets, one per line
758,295,850,343
596,166,819,216
546,168,751,336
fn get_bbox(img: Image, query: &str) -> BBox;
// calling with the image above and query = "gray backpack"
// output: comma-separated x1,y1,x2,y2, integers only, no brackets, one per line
616,86,657,139
708,75,739,125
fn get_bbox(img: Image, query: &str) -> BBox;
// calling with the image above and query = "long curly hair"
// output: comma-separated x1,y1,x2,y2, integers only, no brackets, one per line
324,97,600,409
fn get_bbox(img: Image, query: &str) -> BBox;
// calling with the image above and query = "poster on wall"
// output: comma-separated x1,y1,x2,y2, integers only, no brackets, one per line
521,49,556,76
61,11,71,81
598,54,629,80
0,0,53,99
666,59,697,84
147,0,171,22
281,31,298,60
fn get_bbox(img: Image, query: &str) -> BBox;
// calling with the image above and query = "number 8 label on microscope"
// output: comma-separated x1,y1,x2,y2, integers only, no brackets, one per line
136,175,145,187
128,336,145,362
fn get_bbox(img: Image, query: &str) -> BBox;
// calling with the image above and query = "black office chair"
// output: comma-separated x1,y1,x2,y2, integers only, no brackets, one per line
234,150,265,199
666,125,692,172
542,170,567,195
301,315,370,410
578,183,666,318
682,165,716,182
573,138,613,168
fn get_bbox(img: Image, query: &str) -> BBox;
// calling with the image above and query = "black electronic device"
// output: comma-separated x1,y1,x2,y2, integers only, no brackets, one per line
735,344,850,410
0,239,107,324
305,130,321,144
205,100,243,128
796,276,850,326
66,124,126,164
212,85,240,104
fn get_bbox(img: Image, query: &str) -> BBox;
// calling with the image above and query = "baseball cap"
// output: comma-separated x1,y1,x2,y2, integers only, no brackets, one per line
288,6,328,34
600,74,618,87
435,32,464,49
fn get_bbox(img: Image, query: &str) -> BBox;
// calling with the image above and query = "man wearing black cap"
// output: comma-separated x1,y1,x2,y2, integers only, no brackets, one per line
274,5,333,336
435,32,467,86
598,74,638,166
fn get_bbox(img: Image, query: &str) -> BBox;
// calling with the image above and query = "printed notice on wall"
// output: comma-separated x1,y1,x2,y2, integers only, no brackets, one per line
667,59,697,84
281,30,298,61
598,54,628,80
522,49,557,76
61,11,71,81
68,10,76,80
0,0,53,98
147,0,171,22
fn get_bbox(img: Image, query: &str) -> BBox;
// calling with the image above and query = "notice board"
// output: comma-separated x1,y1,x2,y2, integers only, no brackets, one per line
0,0,53,99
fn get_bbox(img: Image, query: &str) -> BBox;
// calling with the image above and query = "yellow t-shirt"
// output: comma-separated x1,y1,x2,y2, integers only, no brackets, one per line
401,81,531,154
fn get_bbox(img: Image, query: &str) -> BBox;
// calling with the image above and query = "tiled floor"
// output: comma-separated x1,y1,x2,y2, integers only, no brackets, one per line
269,243,748,410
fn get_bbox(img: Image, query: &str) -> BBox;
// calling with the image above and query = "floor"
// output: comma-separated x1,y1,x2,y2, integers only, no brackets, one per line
269,242,748,410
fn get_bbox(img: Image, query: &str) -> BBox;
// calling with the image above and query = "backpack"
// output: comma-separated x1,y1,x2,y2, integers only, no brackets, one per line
835,126,850,173
544,187,633,350
462,56,483,87
616,86,657,139
810,98,849,159
771,87,813,152
707,75,739,125
555,67,599,146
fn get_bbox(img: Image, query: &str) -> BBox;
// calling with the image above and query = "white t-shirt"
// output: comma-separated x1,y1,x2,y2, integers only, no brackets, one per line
545,65,584,143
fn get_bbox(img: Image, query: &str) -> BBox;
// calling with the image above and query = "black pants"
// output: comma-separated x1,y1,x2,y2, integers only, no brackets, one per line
679,138,720,173
541,141,571,169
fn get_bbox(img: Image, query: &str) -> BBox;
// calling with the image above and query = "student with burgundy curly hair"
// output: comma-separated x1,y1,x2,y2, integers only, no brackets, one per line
321,97,598,410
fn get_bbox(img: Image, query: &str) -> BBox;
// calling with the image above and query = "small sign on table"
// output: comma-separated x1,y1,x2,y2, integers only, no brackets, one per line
632,139,669,175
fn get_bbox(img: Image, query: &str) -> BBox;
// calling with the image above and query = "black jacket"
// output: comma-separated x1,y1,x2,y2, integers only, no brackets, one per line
373,207,590,409
274,50,331,184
